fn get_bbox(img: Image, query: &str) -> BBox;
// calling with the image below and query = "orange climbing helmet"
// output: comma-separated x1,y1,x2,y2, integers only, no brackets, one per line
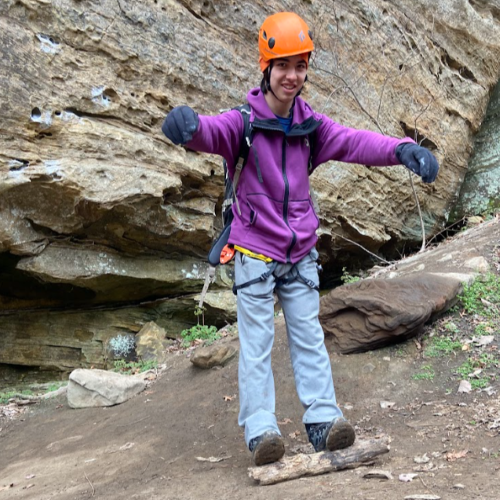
258,12,314,72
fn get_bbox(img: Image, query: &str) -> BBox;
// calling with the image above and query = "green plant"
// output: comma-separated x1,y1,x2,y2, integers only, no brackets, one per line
113,359,158,374
424,337,462,357
474,320,495,337
443,321,459,334
471,378,490,389
412,364,435,381
180,324,220,347
456,354,497,388
458,273,500,318
340,267,361,284
0,389,33,404
46,383,64,392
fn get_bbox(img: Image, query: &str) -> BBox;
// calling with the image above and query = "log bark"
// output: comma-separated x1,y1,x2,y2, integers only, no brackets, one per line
248,436,390,485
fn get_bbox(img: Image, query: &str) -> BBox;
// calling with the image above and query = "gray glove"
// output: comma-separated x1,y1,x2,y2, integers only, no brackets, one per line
396,143,439,183
162,106,199,145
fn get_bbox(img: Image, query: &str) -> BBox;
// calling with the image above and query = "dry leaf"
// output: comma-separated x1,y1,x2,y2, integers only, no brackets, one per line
413,462,435,472
278,418,293,425
445,450,468,462
413,454,430,464
474,335,494,346
223,395,234,402
288,430,301,439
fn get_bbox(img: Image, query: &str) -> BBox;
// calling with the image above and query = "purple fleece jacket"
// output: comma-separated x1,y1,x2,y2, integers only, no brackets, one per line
187,87,413,264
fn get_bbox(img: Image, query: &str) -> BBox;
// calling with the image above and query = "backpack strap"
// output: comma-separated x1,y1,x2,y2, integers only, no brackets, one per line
231,103,252,215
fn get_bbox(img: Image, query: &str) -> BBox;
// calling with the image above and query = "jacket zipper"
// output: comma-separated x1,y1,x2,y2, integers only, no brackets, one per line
281,136,296,263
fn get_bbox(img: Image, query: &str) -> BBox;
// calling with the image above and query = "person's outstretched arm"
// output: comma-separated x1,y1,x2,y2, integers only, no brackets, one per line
162,106,243,172
312,115,439,183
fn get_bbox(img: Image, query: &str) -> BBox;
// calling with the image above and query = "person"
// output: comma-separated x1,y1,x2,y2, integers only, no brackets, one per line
161,12,439,466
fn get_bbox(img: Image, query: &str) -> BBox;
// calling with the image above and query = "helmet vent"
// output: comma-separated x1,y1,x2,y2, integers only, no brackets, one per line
262,30,267,40
268,37,275,49
308,30,313,40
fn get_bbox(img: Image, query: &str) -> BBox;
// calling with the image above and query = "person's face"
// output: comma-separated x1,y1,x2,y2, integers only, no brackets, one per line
269,55,308,104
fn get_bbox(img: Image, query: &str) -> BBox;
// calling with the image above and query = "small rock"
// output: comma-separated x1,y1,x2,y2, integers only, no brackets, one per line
464,256,489,272
380,401,396,409
190,344,237,369
399,473,418,482
466,215,483,226
457,380,472,393
453,484,465,490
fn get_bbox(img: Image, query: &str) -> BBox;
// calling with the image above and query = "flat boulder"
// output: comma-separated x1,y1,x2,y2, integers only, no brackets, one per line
319,273,462,354
67,368,147,408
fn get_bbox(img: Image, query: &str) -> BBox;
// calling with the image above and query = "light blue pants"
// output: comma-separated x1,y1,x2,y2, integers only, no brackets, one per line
235,248,344,446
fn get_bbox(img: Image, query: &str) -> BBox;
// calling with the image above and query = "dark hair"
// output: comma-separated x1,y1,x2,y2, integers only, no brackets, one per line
260,65,272,94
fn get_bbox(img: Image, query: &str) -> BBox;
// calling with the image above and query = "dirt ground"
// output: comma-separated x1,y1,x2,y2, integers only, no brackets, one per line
1,220,500,500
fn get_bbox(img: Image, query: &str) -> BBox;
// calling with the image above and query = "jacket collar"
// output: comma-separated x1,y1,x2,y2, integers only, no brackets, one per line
246,87,321,136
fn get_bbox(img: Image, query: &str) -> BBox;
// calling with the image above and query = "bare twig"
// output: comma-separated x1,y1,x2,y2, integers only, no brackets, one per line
317,69,385,133
331,231,392,264
424,216,467,246
408,170,427,252
376,73,392,125
84,471,95,497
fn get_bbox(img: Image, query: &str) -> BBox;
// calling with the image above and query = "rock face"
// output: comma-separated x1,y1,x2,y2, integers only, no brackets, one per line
2,0,500,372
453,79,500,218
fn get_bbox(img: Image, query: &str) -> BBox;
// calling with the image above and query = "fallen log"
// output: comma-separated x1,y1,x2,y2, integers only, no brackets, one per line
248,436,390,485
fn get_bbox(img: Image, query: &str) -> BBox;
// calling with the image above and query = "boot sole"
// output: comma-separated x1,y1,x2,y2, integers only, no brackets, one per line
326,419,356,451
252,435,285,466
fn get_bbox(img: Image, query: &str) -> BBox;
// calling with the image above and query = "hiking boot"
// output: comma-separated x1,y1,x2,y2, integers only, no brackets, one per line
248,431,285,466
305,417,355,453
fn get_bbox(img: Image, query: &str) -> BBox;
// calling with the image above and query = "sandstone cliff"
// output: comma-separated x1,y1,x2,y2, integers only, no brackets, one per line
1,0,500,371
